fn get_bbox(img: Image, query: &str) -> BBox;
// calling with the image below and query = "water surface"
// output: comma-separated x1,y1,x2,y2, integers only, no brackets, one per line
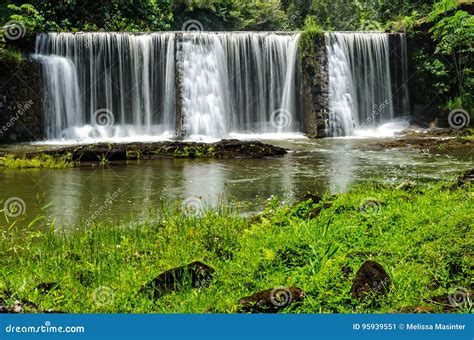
1,138,472,230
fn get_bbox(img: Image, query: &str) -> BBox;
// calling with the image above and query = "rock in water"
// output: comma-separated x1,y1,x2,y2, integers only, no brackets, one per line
238,287,304,313
139,261,215,299
351,261,391,300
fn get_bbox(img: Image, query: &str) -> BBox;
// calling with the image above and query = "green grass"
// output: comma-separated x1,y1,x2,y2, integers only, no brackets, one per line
0,154,76,169
0,181,472,313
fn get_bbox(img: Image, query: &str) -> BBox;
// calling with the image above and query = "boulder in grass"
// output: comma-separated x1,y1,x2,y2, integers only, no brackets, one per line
139,261,215,299
396,181,416,191
0,299,39,313
0,299,22,314
456,168,474,187
300,194,323,205
238,287,305,313
0,298,8,313
351,260,391,300
36,282,59,294
308,202,333,219
341,266,353,279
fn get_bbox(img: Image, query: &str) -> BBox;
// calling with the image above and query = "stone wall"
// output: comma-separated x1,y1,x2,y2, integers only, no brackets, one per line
174,33,186,139
299,32,329,138
0,59,44,144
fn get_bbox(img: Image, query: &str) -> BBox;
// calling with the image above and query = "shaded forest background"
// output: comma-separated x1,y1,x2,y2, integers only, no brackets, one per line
0,0,441,32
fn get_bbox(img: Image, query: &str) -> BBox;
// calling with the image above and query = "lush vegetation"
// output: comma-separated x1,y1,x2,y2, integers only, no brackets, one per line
412,0,474,116
0,0,438,33
1,180,472,313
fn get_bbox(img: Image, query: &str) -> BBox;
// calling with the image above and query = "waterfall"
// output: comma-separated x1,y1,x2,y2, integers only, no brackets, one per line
325,33,396,136
35,32,301,141
179,32,301,139
216,33,301,134
179,33,231,139
32,54,84,139
35,32,176,141
34,31,409,141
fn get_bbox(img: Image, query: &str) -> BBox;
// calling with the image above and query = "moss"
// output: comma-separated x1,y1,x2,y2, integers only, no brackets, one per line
298,29,324,64
173,146,215,158
173,147,191,158
0,153,76,169
206,146,216,157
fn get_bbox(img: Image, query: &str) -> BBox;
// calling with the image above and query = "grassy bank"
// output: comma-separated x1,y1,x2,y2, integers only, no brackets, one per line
0,181,472,313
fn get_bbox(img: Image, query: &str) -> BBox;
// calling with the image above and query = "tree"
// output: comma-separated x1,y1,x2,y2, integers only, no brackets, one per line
427,0,474,109
2,1,174,32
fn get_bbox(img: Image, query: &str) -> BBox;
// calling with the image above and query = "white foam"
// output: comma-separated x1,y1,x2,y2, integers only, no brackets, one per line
351,119,410,138
33,126,175,145
228,132,308,141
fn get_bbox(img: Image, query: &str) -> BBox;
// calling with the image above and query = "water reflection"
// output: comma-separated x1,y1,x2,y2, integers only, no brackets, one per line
0,139,472,230
182,161,226,207
327,142,355,193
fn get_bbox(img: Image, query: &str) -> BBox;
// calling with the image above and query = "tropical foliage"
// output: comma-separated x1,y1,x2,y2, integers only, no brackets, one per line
0,0,441,33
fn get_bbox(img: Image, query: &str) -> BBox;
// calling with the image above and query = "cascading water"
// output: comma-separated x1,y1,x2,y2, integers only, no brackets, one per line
179,32,302,139
178,33,231,139
35,32,176,141
34,31,409,142
32,54,84,139
325,32,403,137
325,33,357,136
35,32,301,141
217,33,301,134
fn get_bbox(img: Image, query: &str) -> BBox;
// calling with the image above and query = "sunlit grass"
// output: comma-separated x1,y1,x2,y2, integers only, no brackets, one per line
0,181,472,313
